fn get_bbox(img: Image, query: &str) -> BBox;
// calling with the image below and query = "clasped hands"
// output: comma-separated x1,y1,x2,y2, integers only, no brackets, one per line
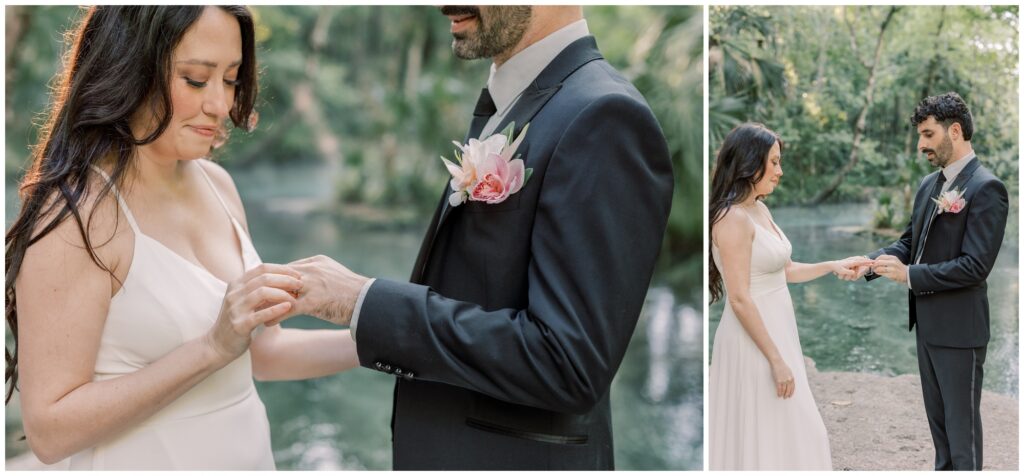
208,255,368,363
833,255,908,284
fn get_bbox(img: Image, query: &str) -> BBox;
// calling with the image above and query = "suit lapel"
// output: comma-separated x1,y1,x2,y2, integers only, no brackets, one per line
912,173,941,252
945,157,980,197
913,157,981,257
411,37,605,283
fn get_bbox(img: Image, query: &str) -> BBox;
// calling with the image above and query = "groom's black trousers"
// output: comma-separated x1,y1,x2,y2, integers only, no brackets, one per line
916,330,986,471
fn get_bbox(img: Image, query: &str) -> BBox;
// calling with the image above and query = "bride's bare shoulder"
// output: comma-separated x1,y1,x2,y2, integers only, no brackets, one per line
712,206,754,245
17,174,132,293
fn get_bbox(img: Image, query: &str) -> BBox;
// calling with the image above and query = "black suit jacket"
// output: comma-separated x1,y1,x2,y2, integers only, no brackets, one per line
354,36,674,469
867,157,1008,348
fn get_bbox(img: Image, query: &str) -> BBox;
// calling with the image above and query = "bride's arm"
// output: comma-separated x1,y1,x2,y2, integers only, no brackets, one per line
714,211,790,377
785,260,842,283
716,210,797,398
249,326,360,381
785,258,866,283
16,197,241,464
198,160,360,381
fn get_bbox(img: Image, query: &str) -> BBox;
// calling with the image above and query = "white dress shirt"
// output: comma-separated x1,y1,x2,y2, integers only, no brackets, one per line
349,19,591,341
481,19,590,137
907,151,976,289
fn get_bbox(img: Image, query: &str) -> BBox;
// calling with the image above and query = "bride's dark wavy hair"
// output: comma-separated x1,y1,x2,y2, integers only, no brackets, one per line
5,6,258,404
708,123,783,304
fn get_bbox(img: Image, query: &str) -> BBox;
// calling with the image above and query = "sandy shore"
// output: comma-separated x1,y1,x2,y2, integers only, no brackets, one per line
807,357,1019,471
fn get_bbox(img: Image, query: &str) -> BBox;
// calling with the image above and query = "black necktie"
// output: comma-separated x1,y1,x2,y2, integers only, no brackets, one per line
467,87,497,141
438,88,497,225
915,172,948,264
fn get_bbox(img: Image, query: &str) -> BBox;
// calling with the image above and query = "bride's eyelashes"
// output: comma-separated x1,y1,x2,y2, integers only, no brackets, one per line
182,76,240,88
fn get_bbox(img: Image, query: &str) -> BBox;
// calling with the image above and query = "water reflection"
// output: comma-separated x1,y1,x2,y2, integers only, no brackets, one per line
645,289,701,403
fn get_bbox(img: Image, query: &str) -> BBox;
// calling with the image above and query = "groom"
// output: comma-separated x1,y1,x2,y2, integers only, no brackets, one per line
846,92,1008,470
289,6,673,470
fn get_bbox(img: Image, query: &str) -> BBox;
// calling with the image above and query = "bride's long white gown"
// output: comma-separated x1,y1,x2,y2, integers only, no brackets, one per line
709,212,831,470
61,164,275,470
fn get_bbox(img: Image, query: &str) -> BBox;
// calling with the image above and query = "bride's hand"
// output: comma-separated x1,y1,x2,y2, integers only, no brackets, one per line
204,264,303,366
830,257,874,280
769,357,795,399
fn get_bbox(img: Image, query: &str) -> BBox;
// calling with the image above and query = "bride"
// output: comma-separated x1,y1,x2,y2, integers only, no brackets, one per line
707,123,868,470
5,6,358,469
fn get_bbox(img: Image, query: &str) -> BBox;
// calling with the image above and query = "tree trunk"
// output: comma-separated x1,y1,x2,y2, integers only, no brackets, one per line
811,9,831,93
293,8,345,189
811,6,899,204
403,25,425,102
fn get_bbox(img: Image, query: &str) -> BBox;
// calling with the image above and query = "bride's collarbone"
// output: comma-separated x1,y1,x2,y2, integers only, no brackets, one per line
128,197,244,281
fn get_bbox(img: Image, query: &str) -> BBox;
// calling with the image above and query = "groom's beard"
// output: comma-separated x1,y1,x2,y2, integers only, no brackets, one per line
441,6,532,60
922,133,954,168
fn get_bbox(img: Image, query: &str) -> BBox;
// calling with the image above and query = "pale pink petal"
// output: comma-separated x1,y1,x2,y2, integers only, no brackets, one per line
491,152,509,179
442,157,463,179
481,134,507,155
506,159,525,194
449,191,466,207
476,153,499,177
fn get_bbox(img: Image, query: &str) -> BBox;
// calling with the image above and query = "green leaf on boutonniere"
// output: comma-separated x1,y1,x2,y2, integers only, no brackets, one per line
500,121,516,146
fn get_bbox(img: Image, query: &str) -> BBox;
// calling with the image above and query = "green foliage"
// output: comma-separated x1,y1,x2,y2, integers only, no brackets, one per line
710,6,1019,211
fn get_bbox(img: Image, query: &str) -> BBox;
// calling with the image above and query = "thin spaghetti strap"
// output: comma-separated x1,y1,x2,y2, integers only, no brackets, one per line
736,204,756,226
89,165,140,234
194,161,238,225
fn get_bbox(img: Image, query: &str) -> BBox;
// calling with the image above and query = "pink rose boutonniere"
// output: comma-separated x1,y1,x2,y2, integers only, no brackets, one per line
441,123,533,207
933,188,967,214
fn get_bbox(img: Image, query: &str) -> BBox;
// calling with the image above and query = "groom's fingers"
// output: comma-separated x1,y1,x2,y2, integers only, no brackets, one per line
242,273,303,296
875,255,901,265
288,254,332,266
242,263,302,282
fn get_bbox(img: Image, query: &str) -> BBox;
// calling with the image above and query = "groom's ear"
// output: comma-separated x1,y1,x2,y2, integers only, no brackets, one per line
948,121,963,141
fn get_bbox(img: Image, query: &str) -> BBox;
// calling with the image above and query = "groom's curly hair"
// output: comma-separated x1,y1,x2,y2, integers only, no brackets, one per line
911,92,974,141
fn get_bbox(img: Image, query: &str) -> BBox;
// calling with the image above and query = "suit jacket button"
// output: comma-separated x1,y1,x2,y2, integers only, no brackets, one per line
374,362,384,370
405,372,415,380
384,364,392,372
394,368,403,375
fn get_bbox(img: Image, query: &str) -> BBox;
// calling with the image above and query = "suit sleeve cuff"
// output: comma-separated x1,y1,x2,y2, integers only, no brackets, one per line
349,278,377,341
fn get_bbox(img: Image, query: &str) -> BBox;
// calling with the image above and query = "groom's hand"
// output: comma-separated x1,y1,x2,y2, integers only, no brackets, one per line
838,256,873,281
286,255,369,327
873,255,908,284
